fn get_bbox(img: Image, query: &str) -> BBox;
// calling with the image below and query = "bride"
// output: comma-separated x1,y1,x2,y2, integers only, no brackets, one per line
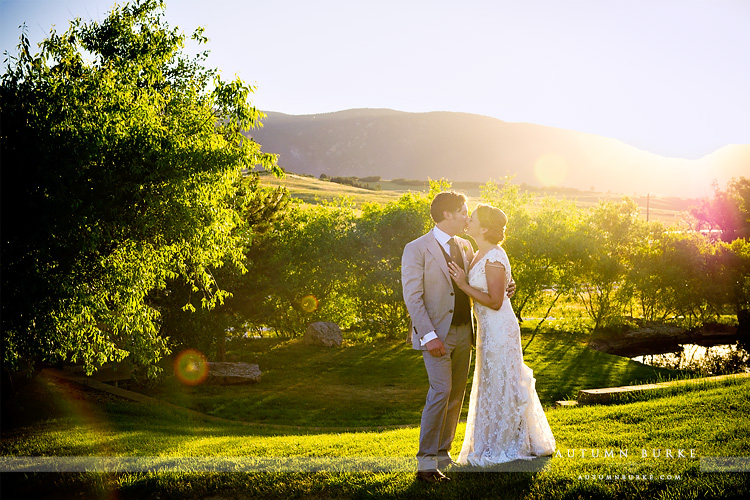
448,204,555,466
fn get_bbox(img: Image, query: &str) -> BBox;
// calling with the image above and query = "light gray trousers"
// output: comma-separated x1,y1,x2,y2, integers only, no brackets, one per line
417,323,473,471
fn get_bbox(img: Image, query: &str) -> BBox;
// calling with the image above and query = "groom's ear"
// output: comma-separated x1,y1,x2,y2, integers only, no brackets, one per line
446,207,462,220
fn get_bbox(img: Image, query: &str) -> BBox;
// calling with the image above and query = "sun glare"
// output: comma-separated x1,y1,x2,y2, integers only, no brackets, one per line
533,153,568,187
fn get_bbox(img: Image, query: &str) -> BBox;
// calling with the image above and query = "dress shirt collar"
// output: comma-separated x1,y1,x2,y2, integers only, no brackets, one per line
432,226,453,252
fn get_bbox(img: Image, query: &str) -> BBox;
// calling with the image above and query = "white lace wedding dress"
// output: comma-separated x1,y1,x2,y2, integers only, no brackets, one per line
457,247,556,466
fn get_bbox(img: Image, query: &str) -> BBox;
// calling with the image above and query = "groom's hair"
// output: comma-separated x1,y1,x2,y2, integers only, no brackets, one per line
430,191,467,223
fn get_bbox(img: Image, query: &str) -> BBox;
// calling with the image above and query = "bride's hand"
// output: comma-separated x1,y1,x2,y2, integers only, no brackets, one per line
448,262,467,287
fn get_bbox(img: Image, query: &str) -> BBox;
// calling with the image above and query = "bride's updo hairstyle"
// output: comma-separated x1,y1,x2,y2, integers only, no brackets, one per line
474,204,507,244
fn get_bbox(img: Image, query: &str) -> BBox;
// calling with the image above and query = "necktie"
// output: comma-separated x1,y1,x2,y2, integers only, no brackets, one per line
447,237,471,326
448,238,461,265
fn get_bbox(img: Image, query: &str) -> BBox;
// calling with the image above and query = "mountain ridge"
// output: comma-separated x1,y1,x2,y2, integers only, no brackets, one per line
246,109,748,197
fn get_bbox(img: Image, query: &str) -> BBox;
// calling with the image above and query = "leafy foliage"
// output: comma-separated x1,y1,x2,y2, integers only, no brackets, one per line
3,0,746,372
481,179,580,329
1,0,280,376
569,198,647,329
219,176,749,344
242,199,360,337
226,191,432,340
151,179,289,358
350,193,432,335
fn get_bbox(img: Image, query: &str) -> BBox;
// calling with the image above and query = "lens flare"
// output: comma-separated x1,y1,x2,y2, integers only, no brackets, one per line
174,349,209,386
533,153,568,187
300,294,319,313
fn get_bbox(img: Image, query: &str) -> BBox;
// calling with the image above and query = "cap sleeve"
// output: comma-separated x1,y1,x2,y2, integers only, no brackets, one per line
484,247,511,282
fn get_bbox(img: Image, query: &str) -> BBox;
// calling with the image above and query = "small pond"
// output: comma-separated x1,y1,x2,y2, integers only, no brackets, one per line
632,342,750,373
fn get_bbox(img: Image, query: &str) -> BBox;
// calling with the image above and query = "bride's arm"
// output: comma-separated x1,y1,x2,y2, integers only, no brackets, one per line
448,261,506,310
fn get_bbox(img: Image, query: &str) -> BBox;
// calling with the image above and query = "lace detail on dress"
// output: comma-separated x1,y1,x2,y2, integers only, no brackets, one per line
458,247,556,466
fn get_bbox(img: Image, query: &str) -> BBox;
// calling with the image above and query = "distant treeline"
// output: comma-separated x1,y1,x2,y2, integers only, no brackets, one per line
336,176,596,195
390,178,426,187
319,174,381,190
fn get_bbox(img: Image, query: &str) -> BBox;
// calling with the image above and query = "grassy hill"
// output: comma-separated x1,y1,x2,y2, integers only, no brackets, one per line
259,170,696,224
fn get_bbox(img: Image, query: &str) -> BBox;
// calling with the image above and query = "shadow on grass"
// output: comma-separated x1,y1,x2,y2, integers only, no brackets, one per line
134,339,431,428
129,336,690,426
403,468,541,500
7,336,688,434
528,336,682,403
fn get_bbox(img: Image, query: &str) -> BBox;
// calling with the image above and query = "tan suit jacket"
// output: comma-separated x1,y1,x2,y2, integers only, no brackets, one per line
402,230,475,350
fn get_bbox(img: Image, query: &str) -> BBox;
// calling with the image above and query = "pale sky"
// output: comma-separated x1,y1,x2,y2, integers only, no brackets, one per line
2,0,749,159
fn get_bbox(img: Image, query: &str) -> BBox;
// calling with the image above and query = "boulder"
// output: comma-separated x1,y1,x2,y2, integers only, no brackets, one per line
206,362,262,384
304,321,343,347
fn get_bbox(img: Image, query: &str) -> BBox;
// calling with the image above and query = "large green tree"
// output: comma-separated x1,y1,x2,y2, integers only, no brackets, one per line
151,179,288,360
1,0,280,377
570,198,646,329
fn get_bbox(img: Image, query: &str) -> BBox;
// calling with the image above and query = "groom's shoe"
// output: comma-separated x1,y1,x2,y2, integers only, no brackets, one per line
416,470,450,483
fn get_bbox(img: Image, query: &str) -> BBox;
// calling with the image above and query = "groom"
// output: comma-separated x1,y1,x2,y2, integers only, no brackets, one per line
401,191,475,483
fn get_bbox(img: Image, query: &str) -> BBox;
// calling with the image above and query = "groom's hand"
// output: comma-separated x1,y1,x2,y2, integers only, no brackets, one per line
506,279,516,298
425,338,447,357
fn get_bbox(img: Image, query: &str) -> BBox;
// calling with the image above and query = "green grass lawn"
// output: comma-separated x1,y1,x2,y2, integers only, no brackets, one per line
125,333,680,428
2,333,747,499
